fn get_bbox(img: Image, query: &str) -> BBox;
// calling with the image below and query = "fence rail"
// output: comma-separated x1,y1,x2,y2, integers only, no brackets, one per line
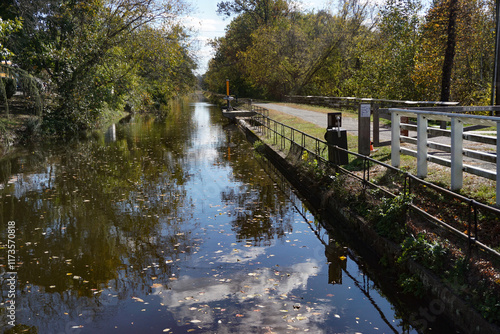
244,105,500,265
285,95,459,110
388,108,499,206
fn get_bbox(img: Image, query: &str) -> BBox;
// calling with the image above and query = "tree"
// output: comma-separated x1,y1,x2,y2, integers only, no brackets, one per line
0,17,23,115
238,0,372,99
370,0,422,100
216,0,293,25
440,0,459,102
204,0,296,97
8,0,195,135
414,0,495,104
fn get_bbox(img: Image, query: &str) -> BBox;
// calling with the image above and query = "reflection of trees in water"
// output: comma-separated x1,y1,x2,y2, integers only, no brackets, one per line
218,127,294,245
0,109,200,331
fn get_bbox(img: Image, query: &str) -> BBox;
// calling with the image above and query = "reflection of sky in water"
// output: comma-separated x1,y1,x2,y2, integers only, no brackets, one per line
1,100,420,333
1,166,55,197
153,260,328,333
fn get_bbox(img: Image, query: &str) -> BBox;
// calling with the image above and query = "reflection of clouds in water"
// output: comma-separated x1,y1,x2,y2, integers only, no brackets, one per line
218,246,267,263
153,259,331,332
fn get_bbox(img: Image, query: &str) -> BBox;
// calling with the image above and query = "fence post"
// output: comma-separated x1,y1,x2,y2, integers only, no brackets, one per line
417,114,428,178
450,117,464,191
359,104,371,156
391,111,401,167
497,121,500,206
373,103,380,146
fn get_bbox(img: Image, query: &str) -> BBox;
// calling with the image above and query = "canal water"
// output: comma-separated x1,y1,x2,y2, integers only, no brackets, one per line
0,97,427,333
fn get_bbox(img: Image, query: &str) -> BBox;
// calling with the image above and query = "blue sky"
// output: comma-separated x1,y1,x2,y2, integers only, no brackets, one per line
186,0,329,74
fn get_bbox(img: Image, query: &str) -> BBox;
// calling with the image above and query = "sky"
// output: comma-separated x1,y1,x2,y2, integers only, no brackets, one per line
186,0,329,75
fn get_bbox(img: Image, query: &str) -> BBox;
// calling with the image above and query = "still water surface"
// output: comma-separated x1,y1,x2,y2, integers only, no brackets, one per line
0,98,420,333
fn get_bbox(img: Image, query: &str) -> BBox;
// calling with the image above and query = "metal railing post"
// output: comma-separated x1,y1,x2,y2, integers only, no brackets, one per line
417,114,428,178
391,111,401,167
450,117,464,191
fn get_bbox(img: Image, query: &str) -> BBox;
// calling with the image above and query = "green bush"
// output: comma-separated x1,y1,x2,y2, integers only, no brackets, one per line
370,194,412,243
398,233,448,271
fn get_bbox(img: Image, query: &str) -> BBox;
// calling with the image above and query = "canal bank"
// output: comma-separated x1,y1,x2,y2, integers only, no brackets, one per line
233,116,500,334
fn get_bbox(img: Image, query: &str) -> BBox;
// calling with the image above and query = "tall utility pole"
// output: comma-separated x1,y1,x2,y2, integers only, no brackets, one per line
492,0,500,108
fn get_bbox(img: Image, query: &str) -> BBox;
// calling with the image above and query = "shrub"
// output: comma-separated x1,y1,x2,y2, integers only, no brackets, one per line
370,194,412,243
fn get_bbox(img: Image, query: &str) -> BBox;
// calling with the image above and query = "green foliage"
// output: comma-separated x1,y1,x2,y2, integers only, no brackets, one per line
398,273,426,298
6,0,196,136
301,150,325,179
0,17,22,59
205,0,495,106
397,233,448,271
253,140,266,157
0,77,16,101
478,291,500,323
370,194,412,243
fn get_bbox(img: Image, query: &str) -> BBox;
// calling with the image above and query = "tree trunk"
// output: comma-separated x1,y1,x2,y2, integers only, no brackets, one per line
440,0,458,128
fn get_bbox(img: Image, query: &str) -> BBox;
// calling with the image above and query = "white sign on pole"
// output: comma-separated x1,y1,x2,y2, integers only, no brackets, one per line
360,104,371,118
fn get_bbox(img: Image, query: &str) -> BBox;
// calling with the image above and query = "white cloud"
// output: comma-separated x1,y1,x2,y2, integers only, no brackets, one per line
183,14,228,74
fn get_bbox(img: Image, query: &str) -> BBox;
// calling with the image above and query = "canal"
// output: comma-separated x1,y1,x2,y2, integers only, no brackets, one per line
0,97,438,333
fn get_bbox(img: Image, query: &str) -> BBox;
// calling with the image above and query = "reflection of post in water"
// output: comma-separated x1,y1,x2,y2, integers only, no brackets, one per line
227,130,231,161
104,124,116,143
223,125,237,161
325,239,347,285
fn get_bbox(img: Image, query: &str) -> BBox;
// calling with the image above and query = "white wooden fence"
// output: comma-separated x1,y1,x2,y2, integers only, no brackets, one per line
389,108,499,206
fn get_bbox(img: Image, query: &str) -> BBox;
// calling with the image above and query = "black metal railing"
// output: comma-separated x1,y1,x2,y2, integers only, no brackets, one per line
244,108,500,264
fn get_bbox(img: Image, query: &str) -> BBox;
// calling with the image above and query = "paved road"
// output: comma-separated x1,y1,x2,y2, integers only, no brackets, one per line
254,102,393,143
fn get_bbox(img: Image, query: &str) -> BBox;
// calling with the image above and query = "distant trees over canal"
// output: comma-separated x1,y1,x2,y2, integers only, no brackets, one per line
0,0,197,136
204,0,495,105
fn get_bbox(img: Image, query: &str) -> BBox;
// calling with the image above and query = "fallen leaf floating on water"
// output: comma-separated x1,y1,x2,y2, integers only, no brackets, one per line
132,297,145,303
190,320,202,323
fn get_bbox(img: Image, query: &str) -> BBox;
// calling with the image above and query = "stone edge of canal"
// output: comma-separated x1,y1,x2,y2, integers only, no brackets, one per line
232,117,500,334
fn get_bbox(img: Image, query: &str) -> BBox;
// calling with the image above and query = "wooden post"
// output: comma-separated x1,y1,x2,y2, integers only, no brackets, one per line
401,116,409,136
450,117,463,191
359,104,371,156
417,114,428,178
391,111,401,168
373,103,379,146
